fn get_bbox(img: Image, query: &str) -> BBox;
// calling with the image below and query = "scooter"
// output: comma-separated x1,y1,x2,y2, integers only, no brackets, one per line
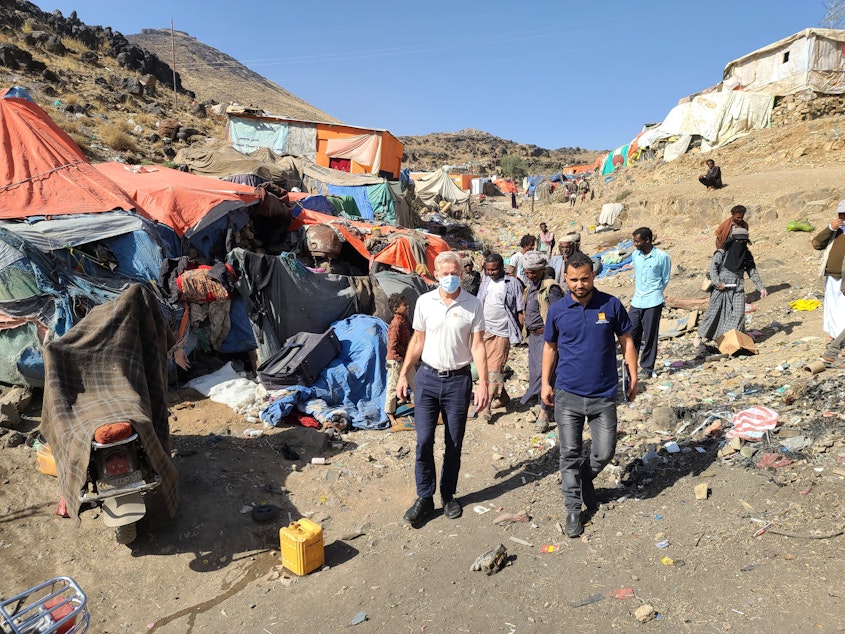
79,423,162,544
1,576,89,633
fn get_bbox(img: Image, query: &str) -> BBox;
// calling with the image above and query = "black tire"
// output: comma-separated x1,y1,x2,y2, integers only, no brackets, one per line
251,504,280,522
115,523,137,544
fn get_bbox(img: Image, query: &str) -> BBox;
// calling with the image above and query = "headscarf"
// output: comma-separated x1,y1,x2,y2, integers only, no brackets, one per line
522,250,547,270
715,216,749,250
722,227,750,273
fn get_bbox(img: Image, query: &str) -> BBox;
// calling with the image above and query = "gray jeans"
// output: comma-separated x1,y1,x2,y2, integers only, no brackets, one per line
555,389,618,512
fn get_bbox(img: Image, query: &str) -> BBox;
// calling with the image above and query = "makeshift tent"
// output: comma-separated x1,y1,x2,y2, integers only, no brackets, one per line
94,162,260,258
722,28,845,96
414,168,471,216
0,87,136,217
288,208,449,277
173,144,413,227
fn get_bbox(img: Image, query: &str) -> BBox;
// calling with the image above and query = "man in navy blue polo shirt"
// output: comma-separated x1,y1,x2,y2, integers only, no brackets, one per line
541,251,638,537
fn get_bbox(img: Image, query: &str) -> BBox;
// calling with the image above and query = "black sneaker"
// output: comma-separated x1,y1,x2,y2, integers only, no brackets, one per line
565,511,583,537
442,497,462,519
403,497,434,526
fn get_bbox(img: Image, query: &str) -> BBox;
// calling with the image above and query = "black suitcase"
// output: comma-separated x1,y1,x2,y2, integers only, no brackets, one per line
257,329,342,389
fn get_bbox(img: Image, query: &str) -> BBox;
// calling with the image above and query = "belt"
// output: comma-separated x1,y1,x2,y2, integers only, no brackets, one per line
529,327,545,336
420,362,471,378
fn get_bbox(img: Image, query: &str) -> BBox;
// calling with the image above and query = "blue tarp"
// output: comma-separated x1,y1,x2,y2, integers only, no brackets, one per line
260,385,313,425
326,185,376,221
310,314,388,430
595,239,634,279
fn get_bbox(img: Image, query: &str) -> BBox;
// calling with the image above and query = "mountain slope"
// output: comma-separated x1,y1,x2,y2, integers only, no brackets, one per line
128,29,340,123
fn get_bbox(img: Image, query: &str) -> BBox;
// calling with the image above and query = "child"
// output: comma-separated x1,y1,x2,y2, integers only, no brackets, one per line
385,293,414,426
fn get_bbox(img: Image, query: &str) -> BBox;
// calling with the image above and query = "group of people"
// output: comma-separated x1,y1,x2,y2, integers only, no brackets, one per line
387,216,675,538
381,192,845,542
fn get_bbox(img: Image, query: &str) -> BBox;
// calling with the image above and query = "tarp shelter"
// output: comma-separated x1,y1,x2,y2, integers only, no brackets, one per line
288,208,449,277
0,87,136,217
722,28,845,96
173,144,412,227
225,108,404,179
414,168,471,217
94,162,261,258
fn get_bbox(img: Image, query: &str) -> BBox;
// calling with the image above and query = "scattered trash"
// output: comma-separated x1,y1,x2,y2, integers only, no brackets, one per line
493,511,529,525
753,522,774,537
725,406,780,441
756,453,794,469
251,504,280,522
311,457,328,465
243,428,264,438
540,544,560,553
508,536,533,547
572,593,605,608
470,544,508,575
654,514,663,520
694,482,709,500
655,540,670,548
349,611,368,626
788,298,821,310
609,587,635,600
664,441,680,453
661,556,674,566
473,505,491,514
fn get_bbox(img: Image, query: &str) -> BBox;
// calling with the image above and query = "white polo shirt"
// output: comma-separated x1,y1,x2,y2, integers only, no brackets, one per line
413,288,485,371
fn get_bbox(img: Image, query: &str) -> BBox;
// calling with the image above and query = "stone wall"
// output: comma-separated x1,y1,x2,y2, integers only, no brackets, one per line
771,93,845,127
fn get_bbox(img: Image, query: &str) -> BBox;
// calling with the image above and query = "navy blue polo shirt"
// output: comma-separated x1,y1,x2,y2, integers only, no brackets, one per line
544,289,632,398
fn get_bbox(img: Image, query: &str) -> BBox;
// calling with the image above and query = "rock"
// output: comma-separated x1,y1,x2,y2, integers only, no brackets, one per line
0,386,31,413
1,430,26,448
634,604,655,623
0,403,20,427
650,406,677,431
694,482,709,500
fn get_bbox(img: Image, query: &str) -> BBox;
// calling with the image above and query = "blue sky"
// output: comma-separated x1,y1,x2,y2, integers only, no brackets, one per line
36,1,828,151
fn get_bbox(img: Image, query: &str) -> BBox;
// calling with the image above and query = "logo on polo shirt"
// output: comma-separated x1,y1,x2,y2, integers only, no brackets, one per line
596,312,609,324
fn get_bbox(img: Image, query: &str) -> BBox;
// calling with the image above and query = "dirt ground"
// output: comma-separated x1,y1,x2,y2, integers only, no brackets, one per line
3,149,845,632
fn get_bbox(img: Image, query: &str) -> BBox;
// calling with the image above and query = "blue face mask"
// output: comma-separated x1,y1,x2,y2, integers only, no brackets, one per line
439,275,460,293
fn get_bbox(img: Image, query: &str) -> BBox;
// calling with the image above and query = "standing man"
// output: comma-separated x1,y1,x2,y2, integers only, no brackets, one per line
630,227,671,380
541,251,637,538
460,257,481,296
477,253,524,422
519,250,564,432
397,251,489,526
549,232,603,284
537,223,555,255
812,199,845,340
507,235,536,286
698,159,723,190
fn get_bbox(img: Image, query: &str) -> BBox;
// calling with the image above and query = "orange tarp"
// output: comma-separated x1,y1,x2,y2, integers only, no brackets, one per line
493,179,518,194
0,90,136,218
288,208,448,276
94,162,260,237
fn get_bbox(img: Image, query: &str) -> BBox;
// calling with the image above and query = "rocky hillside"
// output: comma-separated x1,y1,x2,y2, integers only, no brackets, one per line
128,28,341,124
399,128,603,173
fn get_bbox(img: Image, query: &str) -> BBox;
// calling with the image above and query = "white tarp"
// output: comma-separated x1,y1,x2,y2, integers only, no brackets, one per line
722,28,845,96
639,92,773,160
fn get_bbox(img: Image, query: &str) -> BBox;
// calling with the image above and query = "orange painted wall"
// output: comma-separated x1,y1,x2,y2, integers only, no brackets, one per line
449,174,479,190
562,164,593,175
316,124,403,178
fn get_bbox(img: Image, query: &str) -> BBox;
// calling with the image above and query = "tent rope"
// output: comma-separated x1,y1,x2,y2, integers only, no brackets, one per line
0,160,84,193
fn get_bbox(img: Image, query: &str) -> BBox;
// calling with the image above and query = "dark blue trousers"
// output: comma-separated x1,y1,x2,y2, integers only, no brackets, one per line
413,366,473,499
629,304,663,374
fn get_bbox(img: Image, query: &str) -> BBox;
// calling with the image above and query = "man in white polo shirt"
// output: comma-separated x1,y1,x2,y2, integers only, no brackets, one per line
397,250,489,526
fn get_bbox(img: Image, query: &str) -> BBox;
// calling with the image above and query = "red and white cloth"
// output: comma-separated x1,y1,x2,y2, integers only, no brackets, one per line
725,406,780,441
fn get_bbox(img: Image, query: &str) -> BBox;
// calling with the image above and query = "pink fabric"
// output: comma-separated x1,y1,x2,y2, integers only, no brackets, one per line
325,134,382,174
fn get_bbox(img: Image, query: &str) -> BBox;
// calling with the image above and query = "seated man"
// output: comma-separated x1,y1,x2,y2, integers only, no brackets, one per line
698,159,722,190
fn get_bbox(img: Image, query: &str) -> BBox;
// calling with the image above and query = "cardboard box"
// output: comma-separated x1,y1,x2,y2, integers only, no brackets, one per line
716,329,757,355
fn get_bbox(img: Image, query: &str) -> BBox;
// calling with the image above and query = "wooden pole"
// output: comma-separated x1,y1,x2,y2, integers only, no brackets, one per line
170,20,177,109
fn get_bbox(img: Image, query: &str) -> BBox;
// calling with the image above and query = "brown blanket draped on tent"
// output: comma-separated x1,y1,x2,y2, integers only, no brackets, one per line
40,284,179,522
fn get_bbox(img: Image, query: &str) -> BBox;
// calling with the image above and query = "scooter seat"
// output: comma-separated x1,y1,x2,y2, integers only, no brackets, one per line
93,422,134,444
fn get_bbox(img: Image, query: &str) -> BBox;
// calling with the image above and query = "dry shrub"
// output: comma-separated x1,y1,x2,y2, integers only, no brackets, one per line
99,123,136,152
68,132,90,153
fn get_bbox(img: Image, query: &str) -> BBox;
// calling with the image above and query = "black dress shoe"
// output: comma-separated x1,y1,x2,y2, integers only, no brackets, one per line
442,497,462,519
565,511,583,537
403,497,434,525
